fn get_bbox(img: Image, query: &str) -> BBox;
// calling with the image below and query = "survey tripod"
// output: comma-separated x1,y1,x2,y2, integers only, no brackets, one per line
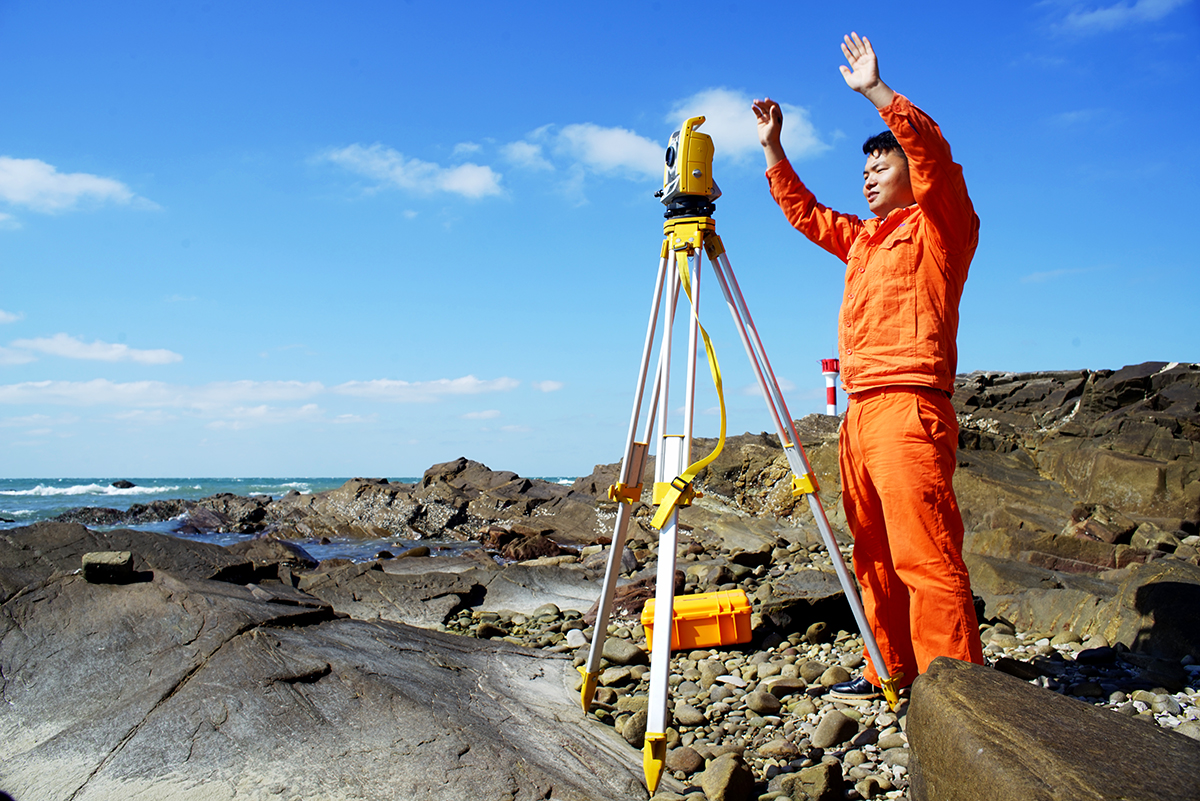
577,117,901,794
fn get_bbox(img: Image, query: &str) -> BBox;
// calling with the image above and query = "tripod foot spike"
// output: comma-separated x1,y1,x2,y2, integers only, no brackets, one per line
881,673,905,711
578,666,599,713
642,731,667,793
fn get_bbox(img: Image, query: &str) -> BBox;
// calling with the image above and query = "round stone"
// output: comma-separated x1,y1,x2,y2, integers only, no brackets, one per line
818,665,852,687
745,691,782,716
674,703,707,727
811,710,858,749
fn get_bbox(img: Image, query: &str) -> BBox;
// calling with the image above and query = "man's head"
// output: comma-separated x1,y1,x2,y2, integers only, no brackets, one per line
862,131,914,218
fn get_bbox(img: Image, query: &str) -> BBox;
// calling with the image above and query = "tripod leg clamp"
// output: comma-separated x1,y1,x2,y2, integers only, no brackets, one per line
607,482,643,504
791,471,820,497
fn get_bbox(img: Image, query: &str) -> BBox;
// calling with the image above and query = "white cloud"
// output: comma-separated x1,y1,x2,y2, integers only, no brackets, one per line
333,412,376,424
206,403,323,431
452,142,483,157
0,379,323,408
112,409,176,424
502,140,554,171
10,333,182,364
0,156,149,213
0,412,79,428
323,143,503,199
463,409,501,419
189,380,324,406
555,123,663,179
532,380,564,392
0,379,178,406
0,310,24,325
334,375,519,402
1061,0,1191,33
0,347,36,365
668,88,830,163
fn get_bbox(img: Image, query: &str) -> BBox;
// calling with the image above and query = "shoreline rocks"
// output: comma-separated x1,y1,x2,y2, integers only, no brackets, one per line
5,361,1199,800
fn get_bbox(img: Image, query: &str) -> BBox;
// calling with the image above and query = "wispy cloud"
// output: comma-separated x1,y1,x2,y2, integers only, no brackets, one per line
532,380,564,392
10,333,182,364
0,347,36,366
0,310,22,324
0,156,153,213
331,88,829,204
1020,266,1104,283
0,412,80,428
1048,108,1107,127
0,374,521,407
1056,0,1192,33
668,88,830,163
502,139,554,171
0,379,322,408
206,403,323,431
463,409,501,419
333,375,519,402
322,143,503,199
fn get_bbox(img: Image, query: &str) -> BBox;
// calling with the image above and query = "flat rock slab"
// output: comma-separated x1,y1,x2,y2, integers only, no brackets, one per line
463,563,604,614
908,657,1200,801
298,560,478,627
0,571,652,800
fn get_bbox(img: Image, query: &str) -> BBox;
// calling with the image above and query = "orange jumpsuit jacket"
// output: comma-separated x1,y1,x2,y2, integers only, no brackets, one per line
765,94,979,394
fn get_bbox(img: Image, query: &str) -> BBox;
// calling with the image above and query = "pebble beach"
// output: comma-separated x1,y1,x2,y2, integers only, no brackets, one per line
441,546,1200,801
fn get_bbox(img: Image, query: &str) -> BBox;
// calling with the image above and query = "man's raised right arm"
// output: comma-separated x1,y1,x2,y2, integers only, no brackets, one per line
755,97,861,262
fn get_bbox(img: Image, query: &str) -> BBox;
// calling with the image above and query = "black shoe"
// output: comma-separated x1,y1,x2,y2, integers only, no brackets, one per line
827,677,881,703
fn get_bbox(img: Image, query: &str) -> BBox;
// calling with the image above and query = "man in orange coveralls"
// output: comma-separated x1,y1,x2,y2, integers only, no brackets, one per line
753,32,984,701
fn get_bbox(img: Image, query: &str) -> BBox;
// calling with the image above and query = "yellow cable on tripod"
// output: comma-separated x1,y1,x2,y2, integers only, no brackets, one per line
649,247,727,531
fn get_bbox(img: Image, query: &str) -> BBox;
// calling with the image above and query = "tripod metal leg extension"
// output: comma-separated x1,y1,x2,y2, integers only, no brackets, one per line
579,214,901,794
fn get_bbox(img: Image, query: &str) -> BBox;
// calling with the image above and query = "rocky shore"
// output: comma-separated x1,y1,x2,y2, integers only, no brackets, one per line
3,361,1200,800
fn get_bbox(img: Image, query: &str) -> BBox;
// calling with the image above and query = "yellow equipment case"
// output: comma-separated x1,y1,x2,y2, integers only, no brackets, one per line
641,589,752,652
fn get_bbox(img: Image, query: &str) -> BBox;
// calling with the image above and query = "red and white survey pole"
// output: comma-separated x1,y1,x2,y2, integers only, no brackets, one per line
821,358,840,416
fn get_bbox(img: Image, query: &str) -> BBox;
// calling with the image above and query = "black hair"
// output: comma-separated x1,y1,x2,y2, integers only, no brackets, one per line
862,130,905,159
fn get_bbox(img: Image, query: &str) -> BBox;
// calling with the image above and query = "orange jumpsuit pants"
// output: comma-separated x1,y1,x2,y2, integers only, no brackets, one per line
839,385,984,687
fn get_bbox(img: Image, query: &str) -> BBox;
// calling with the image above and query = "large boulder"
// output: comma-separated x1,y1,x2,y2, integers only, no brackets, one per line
907,657,1200,801
0,568,653,800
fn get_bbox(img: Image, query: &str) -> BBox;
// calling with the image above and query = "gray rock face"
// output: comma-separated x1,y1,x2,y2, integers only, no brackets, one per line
908,657,1200,801
0,567,648,800
297,560,479,628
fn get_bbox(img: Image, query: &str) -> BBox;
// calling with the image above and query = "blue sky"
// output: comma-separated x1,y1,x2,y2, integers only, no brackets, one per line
1,0,1197,479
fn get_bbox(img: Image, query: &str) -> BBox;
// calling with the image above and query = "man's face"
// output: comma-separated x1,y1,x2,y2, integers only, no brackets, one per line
862,149,915,218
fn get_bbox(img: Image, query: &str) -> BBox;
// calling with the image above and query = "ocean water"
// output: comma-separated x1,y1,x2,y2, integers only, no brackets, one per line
0,476,577,562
